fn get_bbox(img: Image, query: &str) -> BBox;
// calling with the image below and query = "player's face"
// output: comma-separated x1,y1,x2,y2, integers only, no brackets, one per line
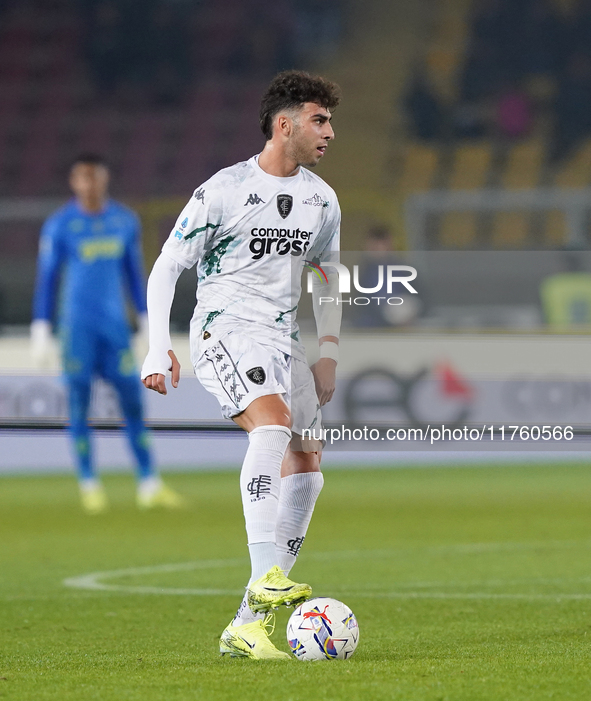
69,163,109,206
288,103,334,168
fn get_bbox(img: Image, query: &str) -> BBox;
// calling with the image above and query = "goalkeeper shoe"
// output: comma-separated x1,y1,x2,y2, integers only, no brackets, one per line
136,480,186,510
79,482,108,515
220,614,290,660
247,565,312,613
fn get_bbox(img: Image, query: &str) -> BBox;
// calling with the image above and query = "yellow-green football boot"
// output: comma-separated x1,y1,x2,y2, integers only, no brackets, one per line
136,481,186,510
247,566,312,613
79,482,108,515
220,614,290,660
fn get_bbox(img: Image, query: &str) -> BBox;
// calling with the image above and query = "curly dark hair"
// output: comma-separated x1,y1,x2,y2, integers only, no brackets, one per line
259,70,341,141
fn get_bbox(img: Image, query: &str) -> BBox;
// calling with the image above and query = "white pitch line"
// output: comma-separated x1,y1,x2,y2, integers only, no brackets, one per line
63,557,247,595
301,539,591,562
63,540,591,601
343,591,591,601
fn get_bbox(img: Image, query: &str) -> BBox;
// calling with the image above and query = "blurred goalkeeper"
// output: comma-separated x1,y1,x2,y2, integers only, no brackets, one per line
31,153,183,514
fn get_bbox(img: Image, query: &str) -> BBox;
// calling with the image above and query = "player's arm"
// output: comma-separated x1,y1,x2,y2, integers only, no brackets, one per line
141,252,183,395
141,183,223,394
312,273,341,406
123,213,149,338
30,217,63,364
310,202,342,406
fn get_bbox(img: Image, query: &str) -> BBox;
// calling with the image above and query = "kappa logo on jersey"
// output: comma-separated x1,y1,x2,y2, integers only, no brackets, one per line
194,188,205,204
244,193,265,206
302,193,329,208
277,194,293,219
246,366,266,385
249,227,312,260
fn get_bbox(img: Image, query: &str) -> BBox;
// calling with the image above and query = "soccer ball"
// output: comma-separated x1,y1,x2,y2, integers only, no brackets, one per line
287,597,359,661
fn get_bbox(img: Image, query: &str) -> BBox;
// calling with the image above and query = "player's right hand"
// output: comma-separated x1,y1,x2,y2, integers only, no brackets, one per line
141,349,180,395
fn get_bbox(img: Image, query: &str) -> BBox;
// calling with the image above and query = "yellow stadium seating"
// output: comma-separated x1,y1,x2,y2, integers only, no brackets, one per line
554,138,591,188
544,210,567,247
438,144,493,247
439,212,478,248
491,212,530,248
448,144,493,190
501,139,544,189
398,144,440,193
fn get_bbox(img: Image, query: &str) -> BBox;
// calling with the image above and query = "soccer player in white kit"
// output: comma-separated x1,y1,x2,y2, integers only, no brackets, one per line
141,71,342,659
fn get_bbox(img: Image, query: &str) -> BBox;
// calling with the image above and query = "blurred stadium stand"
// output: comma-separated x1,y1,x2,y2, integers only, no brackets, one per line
0,0,310,199
393,0,591,251
3,0,591,331
0,0,346,328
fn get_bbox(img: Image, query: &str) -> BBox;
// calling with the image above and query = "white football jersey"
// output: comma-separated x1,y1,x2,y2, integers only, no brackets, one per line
162,155,340,363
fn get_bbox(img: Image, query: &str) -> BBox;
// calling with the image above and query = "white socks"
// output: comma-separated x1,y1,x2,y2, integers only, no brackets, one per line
247,542,277,584
233,592,259,627
240,425,291,579
233,450,325,627
275,472,324,576
234,424,291,628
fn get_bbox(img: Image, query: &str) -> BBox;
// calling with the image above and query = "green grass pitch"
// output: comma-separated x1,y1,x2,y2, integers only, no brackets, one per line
3,463,591,700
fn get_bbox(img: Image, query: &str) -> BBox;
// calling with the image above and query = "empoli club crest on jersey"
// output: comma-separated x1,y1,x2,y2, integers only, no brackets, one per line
277,194,293,219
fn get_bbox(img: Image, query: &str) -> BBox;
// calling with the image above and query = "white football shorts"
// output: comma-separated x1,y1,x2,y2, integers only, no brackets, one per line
194,330,322,438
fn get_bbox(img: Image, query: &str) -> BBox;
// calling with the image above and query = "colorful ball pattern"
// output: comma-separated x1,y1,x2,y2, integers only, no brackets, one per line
287,597,359,661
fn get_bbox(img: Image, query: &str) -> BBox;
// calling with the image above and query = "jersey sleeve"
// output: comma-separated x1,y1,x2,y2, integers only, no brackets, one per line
161,183,224,269
308,196,341,264
309,197,342,339
123,212,148,314
32,215,65,321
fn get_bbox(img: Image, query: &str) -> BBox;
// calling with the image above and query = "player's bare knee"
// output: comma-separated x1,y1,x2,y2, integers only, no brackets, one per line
282,444,321,475
234,393,291,432
289,431,323,456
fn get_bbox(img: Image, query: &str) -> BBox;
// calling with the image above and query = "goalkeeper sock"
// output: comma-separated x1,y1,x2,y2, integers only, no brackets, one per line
68,378,95,481
275,472,324,576
116,376,155,480
240,424,291,582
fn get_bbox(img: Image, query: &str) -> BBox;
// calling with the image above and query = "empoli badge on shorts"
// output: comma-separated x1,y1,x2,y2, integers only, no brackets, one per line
246,367,266,385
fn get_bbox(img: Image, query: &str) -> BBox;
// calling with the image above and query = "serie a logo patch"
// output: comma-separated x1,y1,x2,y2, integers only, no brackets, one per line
246,367,266,385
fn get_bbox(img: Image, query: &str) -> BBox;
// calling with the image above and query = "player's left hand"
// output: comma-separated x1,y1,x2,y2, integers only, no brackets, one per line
30,319,53,367
142,350,181,395
311,358,337,406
